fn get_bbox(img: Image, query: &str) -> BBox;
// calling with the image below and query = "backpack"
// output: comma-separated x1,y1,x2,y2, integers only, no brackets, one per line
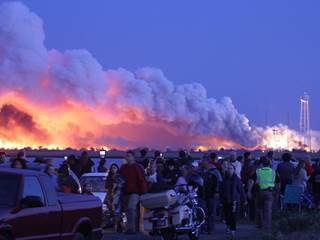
203,171,218,198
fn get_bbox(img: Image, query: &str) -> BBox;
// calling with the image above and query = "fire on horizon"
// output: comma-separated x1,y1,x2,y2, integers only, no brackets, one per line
0,2,318,152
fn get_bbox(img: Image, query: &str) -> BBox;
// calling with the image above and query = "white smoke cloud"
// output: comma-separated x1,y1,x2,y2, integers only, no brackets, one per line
0,1,107,105
48,49,107,104
105,67,259,146
0,1,47,91
0,1,318,150
311,131,320,151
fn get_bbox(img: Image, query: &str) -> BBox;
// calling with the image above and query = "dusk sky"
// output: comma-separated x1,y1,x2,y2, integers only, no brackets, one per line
5,0,320,130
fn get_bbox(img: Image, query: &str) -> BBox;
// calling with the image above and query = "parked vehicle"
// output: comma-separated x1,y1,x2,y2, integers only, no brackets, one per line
141,186,205,240
80,172,108,211
80,172,127,231
0,168,103,240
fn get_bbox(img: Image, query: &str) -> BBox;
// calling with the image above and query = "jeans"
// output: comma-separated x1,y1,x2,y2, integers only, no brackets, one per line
123,194,140,232
257,190,273,230
201,197,218,232
248,197,255,221
223,203,237,231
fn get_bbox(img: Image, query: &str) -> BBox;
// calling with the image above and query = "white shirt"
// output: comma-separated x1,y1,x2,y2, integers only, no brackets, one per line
292,168,308,191
230,160,242,179
146,173,158,184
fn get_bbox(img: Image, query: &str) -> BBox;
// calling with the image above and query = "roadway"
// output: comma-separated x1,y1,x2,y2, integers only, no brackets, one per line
102,224,259,240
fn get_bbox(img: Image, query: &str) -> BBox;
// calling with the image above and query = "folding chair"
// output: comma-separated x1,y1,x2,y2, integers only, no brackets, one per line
301,192,313,209
280,185,303,212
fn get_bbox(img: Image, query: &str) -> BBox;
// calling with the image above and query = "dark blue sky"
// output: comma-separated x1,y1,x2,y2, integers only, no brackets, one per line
9,0,320,130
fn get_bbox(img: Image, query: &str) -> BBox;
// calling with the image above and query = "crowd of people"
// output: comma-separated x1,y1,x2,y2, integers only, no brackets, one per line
1,148,320,238
0,150,95,193
102,149,320,238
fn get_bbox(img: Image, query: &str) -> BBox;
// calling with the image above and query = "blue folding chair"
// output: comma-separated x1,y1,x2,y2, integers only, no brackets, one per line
301,192,313,209
281,185,303,212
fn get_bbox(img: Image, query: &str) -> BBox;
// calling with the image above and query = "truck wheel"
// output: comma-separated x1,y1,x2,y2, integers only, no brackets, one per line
73,232,86,240
188,228,199,240
160,229,177,240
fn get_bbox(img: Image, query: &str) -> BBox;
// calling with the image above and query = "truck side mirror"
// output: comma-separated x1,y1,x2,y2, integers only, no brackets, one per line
20,196,44,208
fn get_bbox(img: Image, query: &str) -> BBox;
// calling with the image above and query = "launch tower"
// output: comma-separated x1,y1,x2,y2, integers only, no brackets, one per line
299,93,311,150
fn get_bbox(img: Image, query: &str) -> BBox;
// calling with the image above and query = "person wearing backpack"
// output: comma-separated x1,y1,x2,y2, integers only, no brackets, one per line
199,159,221,234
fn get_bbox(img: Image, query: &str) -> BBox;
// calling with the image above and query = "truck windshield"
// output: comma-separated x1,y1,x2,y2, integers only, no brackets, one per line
0,175,19,207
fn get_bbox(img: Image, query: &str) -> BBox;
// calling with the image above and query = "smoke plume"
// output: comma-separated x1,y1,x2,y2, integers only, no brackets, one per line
0,1,318,151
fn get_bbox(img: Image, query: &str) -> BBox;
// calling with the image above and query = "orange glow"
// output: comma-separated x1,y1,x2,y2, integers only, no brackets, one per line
196,146,206,152
0,92,248,150
0,92,316,151
257,126,309,151
0,92,108,149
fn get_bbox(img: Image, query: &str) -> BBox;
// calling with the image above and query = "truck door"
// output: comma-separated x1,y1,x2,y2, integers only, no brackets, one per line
40,175,61,239
11,176,60,240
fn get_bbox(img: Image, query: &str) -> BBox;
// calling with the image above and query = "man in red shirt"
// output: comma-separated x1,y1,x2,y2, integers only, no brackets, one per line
120,150,148,234
305,156,314,176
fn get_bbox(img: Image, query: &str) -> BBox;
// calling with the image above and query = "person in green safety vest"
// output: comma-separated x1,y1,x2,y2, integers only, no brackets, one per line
255,157,276,230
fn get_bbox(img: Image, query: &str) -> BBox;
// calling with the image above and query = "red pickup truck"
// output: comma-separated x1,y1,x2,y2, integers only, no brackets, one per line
0,168,102,240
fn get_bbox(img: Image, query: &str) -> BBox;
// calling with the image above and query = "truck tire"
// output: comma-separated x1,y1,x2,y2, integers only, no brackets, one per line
73,232,86,240
188,229,199,240
160,229,177,240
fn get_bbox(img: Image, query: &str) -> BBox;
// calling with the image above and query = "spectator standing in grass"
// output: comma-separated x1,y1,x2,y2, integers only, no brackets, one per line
304,156,314,177
241,152,256,221
292,159,308,192
255,158,276,231
309,160,320,209
277,153,295,194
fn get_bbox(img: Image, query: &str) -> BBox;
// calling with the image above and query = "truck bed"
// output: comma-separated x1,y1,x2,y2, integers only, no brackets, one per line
57,192,100,204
